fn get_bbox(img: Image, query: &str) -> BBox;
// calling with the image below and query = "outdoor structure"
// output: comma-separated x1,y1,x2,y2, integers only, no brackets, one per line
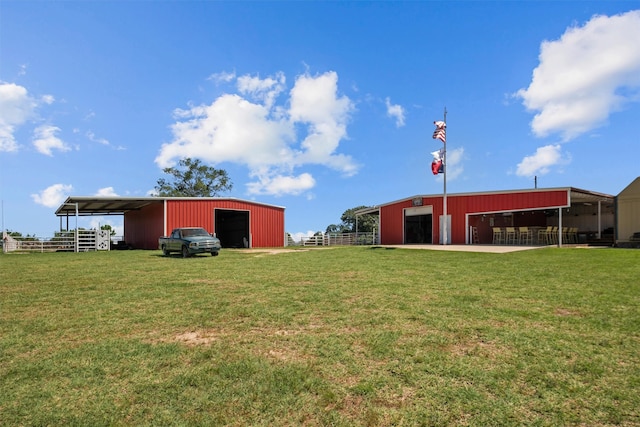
55,197,286,250
357,187,615,246
615,177,640,246
2,229,111,253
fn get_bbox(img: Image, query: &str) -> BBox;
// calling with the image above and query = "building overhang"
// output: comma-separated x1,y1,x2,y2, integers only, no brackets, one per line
55,196,287,217
55,197,162,217
371,187,614,211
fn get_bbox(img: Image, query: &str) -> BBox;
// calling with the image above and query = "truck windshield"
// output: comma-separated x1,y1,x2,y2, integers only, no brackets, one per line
182,228,209,237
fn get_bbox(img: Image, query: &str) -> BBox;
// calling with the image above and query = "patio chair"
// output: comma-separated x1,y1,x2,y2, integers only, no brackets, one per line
518,226,532,245
492,227,504,244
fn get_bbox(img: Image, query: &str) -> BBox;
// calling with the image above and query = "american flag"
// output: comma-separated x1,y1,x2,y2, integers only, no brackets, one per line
432,120,446,143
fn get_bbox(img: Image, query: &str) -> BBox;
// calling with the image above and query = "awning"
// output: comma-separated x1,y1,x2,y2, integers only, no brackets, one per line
568,188,615,206
54,195,285,217
55,197,163,216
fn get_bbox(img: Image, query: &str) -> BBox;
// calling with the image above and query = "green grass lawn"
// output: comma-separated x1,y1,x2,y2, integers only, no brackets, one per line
1,246,639,426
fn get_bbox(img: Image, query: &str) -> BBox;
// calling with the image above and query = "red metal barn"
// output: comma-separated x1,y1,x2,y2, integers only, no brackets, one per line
56,197,286,250
365,187,614,245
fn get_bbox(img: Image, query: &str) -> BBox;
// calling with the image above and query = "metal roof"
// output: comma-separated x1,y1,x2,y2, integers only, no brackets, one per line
355,187,615,216
55,196,285,217
567,187,615,206
55,197,161,216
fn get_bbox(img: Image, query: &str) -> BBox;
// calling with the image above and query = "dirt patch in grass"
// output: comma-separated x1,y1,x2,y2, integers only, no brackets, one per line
554,308,582,317
165,327,316,362
264,346,309,363
174,330,219,346
448,339,507,359
227,247,336,256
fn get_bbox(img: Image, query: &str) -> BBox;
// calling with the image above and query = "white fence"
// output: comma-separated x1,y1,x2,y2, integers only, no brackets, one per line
2,230,111,253
300,232,378,247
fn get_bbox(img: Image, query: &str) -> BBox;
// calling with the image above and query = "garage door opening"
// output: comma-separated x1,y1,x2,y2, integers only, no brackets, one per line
215,209,250,248
404,206,433,244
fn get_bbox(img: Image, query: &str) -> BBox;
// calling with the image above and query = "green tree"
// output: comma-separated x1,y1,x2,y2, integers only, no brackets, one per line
4,230,37,241
339,206,378,233
325,224,344,233
52,230,74,242
100,224,116,236
154,157,233,197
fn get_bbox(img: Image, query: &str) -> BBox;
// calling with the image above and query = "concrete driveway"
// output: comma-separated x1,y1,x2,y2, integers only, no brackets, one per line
380,244,548,253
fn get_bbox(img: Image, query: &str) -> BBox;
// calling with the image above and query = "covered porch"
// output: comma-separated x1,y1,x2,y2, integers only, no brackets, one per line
467,188,614,246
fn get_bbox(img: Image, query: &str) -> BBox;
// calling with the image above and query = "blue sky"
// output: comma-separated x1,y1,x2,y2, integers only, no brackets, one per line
1,1,639,241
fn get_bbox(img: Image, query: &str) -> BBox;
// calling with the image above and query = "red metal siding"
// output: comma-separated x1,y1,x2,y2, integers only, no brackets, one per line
457,190,568,213
380,204,405,244
124,202,164,249
166,200,285,248
379,190,569,245
380,196,441,245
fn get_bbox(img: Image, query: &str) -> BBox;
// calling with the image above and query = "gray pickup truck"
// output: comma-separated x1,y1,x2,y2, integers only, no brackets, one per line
159,227,221,257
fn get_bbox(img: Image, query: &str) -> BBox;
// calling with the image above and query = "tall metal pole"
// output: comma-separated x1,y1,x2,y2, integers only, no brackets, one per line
75,202,79,253
442,108,448,245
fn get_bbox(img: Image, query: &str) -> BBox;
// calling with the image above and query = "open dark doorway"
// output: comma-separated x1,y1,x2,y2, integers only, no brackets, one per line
214,209,250,248
405,214,433,244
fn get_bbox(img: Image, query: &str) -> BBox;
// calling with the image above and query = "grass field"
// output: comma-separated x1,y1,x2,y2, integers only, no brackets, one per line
1,246,639,426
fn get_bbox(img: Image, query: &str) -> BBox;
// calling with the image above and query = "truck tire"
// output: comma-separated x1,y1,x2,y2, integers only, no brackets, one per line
181,245,190,258
162,245,170,256
211,251,219,256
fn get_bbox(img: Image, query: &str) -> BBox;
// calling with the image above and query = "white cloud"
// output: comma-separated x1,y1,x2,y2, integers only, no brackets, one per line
87,131,110,146
288,71,357,175
207,71,236,84
85,217,123,237
516,144,564,177
237,72,285,109
0,82,60,153
86,130,124,150
438,147,464,181
289,230,317,244
156,71,358,196
160,93,294,168
32,125,71,156
0,82,38,152
95,187,118,197
246,172,315,196
385,97,406,127
31,183,73,208
516,10,640,140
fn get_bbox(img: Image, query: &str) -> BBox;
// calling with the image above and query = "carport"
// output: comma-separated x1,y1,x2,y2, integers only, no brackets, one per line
55,196,286,249
55,197,164,250
55,197,161,228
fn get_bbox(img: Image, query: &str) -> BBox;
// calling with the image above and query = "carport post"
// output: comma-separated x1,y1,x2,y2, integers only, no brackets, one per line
558,208,563,247
75,203,79,252
597,201,602,239
61,202,79,252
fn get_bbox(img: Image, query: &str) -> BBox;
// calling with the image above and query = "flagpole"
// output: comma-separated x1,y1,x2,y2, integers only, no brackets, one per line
442,107,448,245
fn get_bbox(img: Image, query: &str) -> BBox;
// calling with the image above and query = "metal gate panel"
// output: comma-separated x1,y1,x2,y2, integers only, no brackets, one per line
96,230,110,251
